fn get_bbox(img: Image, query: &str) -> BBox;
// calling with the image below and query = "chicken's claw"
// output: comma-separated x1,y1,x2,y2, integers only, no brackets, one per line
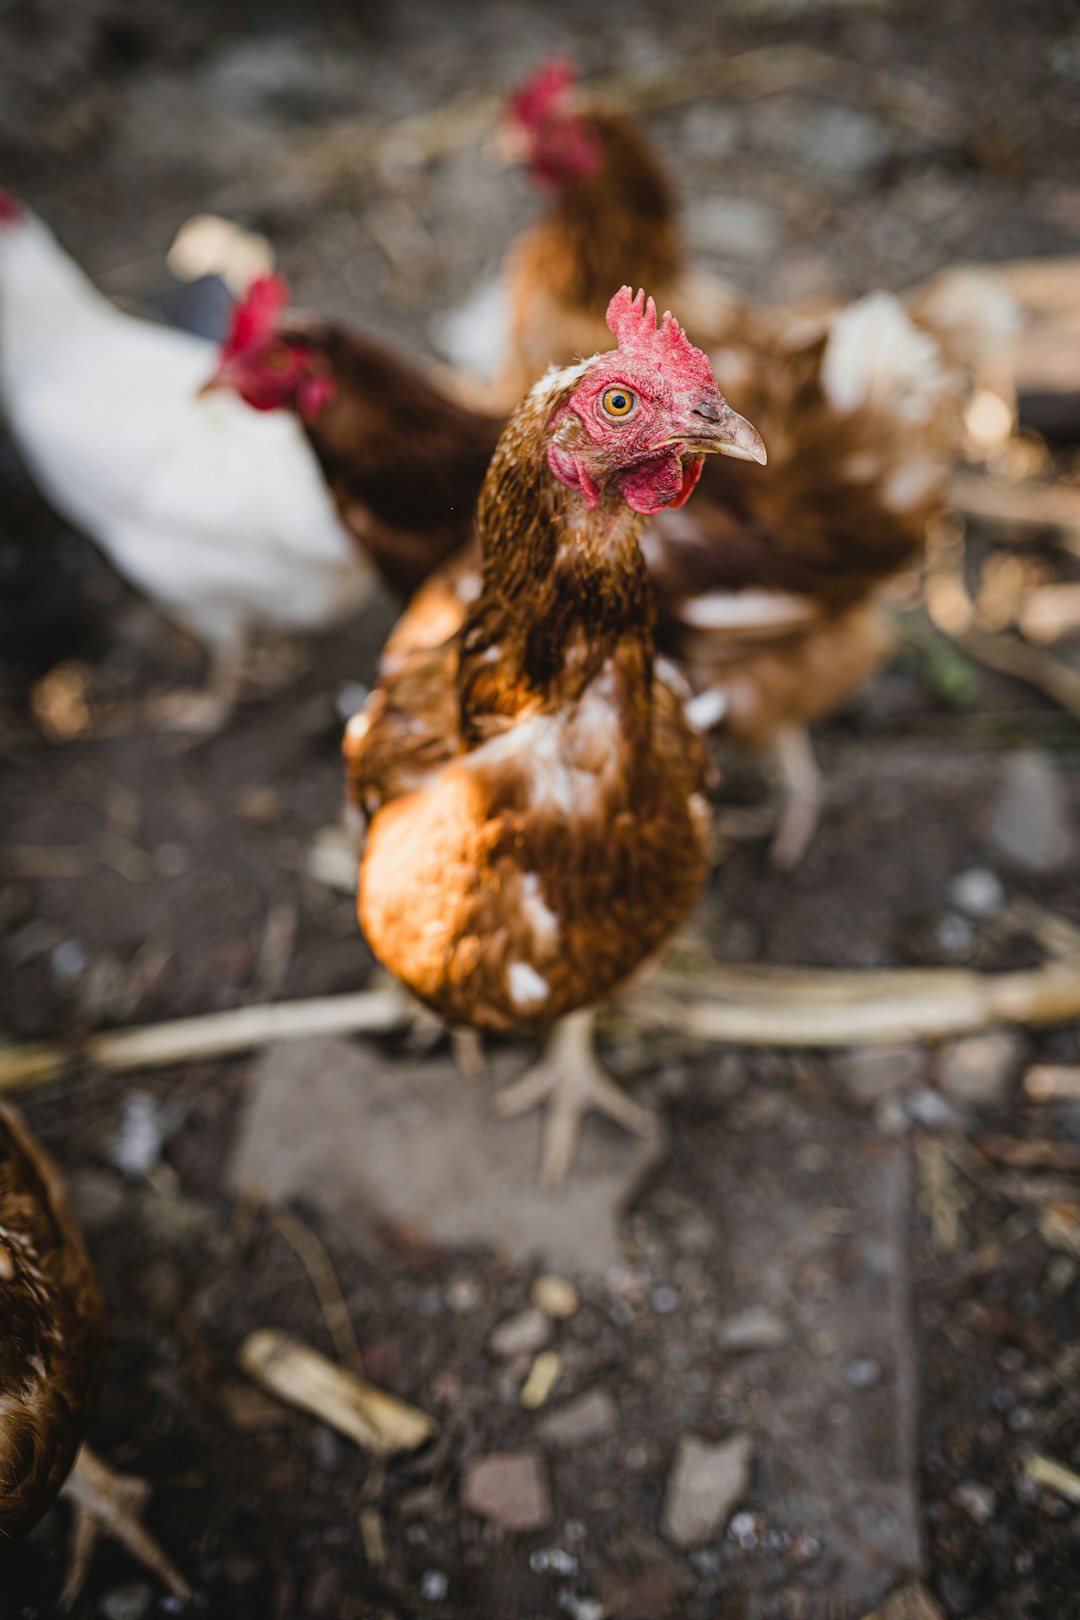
496,1010,657,1192
60,1447,191,1610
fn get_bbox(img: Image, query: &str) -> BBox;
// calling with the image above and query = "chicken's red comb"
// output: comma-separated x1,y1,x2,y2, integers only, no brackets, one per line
220,273,290,361
509,57,578,129
606,286,716,390
0,188,23,226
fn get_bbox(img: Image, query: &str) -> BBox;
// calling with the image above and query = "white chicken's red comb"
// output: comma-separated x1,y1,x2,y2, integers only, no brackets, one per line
509,57,578,128
0,188,23,226
605,287,715,391
220,274,290,362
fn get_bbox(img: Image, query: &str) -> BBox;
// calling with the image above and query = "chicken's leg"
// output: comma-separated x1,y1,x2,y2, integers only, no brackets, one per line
496,1010,657,1192
769,723,824,869
60,1446,190,1609
154,632,247,736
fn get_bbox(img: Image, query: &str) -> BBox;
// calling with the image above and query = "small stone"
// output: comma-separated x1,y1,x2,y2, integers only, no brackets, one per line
875,1095,913,1138
51,938,87,984
660,1432,753,1549
462,1451,552,1532
909,1088,960,1128
843,1357,882,1389
420,1571,448,1602
714,1306,790,1353
490,1307,551,1359
530,1547,578,1575
556,1595,604,1620
952,1480,996,1524
444,1273,482,1314
937,913,973,958
651,1285,679,1315
532,1274,579,1318
727,1509,760,1549
99,1583,153,1620
948,868,1005,918
833,1045,925,1108
988,751,1074,873
521,1350,561,1409
538,1389,617,1449
938,1031,1023,1106
110,1092,166,1177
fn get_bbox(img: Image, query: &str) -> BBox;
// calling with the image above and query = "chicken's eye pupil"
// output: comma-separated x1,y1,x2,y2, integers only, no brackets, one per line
602,386,635,418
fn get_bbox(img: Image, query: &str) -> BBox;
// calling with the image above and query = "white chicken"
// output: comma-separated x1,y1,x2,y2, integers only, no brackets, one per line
0,191,375,728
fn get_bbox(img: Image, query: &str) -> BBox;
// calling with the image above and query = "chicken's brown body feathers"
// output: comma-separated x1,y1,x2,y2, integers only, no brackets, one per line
650,318,947,742
0,1106,105,1539
347,372,710,1031
291,323,502,597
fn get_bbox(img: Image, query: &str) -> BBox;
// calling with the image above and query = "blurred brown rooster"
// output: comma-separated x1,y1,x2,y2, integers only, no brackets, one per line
439,59,1017,862
343,289,764,1189
0,1104,189,1606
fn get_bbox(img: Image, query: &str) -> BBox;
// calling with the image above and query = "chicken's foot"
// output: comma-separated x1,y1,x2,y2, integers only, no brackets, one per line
153,632,247,736
60,1446,191,1610
496,1010,656,1192
770,723,824,869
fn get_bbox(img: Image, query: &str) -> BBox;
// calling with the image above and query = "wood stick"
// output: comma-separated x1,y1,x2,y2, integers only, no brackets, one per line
239,1330,436,1457
5,952,1080,1095
0,986,407,1094
952,623,1080,723
630,958,1080,1046
950,472,1080,545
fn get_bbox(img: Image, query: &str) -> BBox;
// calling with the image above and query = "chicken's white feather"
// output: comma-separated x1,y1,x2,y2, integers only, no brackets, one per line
432,274,511,382
0,208,374,652
821,291,945,427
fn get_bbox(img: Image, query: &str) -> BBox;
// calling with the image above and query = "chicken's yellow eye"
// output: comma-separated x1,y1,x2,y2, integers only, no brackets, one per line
266,347,290,372
601,386,636,419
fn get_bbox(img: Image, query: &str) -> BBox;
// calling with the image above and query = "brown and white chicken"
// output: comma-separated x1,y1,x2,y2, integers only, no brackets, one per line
0,1103,189,1606
340,287,765,1189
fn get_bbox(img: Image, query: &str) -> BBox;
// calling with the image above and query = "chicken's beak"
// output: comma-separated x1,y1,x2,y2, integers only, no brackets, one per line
667,399,767,465
196,370,226,399
487,120,530,168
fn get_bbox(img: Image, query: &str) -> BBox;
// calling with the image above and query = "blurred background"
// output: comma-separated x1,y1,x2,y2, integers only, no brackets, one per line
2,2,1080,1617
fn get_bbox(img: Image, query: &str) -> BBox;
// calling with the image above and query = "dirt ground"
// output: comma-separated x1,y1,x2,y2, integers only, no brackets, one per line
3,2,1080,1617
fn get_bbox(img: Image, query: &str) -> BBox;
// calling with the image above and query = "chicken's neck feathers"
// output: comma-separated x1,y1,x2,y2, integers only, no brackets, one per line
543,112,683,317
462,364,655,722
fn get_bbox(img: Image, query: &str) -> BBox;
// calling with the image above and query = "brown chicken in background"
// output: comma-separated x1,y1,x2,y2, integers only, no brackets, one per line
341,288,765,1189
439,58,1018,863
204,275,502,600
0,1103,189,1606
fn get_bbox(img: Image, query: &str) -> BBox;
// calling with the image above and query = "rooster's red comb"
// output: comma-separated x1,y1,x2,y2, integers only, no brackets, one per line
606,287,716,391
221,273,290,361
509,57,578,129
0,189,23,226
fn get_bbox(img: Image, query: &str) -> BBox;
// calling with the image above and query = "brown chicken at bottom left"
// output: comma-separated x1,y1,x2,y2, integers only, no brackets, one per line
0,1103,190,1607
